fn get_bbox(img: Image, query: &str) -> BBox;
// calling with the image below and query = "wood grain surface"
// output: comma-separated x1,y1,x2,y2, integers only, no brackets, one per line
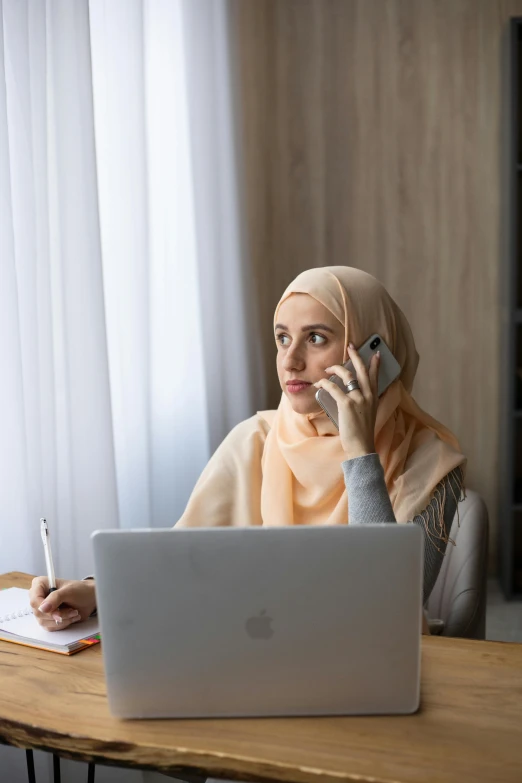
1,572,521,782
230,0,522,570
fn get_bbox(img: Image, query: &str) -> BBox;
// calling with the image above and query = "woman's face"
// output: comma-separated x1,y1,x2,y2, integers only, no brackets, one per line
276,293,345,415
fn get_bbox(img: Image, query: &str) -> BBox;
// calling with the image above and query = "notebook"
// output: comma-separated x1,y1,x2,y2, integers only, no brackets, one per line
0,587,100,655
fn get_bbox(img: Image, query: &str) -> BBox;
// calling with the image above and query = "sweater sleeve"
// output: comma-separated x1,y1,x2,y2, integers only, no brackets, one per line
341,453,462,604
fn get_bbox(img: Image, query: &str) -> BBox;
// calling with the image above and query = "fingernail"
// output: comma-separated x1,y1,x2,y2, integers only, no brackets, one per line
71,616,82,623
39,601,51,613
53,614,63,624
376,350,381,358
349,342,355,349
66,610,79,619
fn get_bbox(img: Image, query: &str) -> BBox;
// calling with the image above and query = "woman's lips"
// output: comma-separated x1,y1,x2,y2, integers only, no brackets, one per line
286,381,312,394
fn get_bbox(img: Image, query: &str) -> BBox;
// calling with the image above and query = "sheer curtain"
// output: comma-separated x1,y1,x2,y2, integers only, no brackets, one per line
0,0,119,581
1,0,259,575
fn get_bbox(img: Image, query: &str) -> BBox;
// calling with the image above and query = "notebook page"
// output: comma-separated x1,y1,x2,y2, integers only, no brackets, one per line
0,587,99,645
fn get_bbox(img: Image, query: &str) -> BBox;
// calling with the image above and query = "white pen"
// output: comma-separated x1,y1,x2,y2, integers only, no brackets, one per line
40,518,57,595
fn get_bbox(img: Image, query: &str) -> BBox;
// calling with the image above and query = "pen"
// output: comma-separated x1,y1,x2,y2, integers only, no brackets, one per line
40,518,57,594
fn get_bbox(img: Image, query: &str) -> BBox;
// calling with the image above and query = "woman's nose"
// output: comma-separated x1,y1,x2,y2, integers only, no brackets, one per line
283,346,305,371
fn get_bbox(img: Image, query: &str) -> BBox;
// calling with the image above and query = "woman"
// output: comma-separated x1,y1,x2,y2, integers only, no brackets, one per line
30,266,466,631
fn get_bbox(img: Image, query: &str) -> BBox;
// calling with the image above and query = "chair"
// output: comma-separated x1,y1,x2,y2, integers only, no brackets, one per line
426,488,489,639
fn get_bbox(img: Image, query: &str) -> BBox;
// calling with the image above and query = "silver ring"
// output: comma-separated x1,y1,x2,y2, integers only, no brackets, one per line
345,379,360,394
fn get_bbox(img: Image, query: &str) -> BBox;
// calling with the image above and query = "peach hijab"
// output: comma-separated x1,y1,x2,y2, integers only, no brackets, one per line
177,267,465,533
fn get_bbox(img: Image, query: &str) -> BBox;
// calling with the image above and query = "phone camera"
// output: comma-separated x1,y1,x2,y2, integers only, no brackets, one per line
370,337,381,350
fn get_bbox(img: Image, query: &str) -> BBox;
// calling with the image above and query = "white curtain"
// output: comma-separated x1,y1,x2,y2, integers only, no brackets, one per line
0,0,265,590
1,0,119,581
0,0,261,576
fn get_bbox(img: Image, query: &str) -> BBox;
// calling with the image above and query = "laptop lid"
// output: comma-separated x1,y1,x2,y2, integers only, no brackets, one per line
92,525,423,718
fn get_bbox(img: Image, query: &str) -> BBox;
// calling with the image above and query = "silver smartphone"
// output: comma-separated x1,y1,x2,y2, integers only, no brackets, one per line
315,333,401,429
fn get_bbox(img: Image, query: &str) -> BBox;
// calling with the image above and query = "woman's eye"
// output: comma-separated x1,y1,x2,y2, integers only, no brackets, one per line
276,333,326,346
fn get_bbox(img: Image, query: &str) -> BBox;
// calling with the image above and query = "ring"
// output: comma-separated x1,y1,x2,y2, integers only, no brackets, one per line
345,379,360,394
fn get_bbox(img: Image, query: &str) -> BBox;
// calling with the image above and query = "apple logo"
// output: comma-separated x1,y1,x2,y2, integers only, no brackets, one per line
245,610,274,640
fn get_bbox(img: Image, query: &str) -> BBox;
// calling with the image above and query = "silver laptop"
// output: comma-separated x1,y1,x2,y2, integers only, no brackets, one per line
92,525,423,719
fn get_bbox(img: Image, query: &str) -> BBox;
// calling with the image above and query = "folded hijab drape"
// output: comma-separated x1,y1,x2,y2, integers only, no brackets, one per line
177,267,466,539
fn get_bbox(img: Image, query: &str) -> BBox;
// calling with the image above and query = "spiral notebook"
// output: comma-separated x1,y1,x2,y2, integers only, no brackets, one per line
0,587,100,655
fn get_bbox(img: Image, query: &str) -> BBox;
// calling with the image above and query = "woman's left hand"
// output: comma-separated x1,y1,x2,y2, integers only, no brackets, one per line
314,342,380,461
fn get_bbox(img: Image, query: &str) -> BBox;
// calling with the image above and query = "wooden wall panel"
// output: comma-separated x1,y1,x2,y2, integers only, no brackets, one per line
230,0,522,569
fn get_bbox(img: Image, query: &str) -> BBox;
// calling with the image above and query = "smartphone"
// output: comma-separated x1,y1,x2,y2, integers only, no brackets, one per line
315,333,401,429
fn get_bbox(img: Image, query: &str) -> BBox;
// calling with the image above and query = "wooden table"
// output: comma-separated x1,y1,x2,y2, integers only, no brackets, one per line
1,572,522,783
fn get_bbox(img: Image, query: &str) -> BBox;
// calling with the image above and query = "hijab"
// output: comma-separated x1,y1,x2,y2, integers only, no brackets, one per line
177,267,465,538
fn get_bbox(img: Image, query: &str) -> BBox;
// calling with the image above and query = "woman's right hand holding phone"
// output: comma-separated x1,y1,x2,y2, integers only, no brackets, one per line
29,577,97,632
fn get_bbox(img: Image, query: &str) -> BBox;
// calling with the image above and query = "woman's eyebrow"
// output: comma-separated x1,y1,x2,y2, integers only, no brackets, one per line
274,323,335,334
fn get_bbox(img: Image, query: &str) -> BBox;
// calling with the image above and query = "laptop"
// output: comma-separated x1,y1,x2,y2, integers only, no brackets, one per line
92,524,423,719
